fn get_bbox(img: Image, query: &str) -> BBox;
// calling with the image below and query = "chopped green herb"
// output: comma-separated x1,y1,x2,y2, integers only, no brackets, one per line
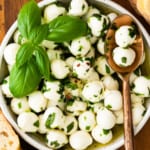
93,94,98,97
134,68,141,76
103,18,109,30
72,72,78,78
131,83,135,89
93,14,102,20
18,102,22,109
82,4,85,10
42,84,51,93
78,46,83,52
103,129,110,135
84,116,87,120
2,79,7,84
106,104,112,109
67,122,74,133
85,126,91,131
135,93,144,96
105,64,110,74
121,57,127,63
142,110,146,116
128,27,136,38
66,83,78,90
33,120,39,127
45,113,55,128
67,100,74,106
50,141,60,148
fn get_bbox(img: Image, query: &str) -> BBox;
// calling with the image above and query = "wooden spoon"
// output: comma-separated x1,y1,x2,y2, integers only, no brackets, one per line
105,14,144,150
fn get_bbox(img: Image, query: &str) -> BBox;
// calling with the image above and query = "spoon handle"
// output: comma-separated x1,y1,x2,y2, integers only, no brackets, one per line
122,78,134,150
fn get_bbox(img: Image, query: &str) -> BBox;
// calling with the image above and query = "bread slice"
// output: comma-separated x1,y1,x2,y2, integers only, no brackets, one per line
0,109,21,150
136,0,150,24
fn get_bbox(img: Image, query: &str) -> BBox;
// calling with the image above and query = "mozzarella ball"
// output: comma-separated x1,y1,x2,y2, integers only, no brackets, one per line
78,111,96,132
44,4,66,23
115,25,136,47
85,68,100,82
43,81,62,101
97,38,105,55
131,94,144,104
88,102,104,113
104,90,123,111
95,56,114,75
51,59,70,79
11,97,30,115
82,81,104,103
73,58,91,80
4,43,20,65
47,99,65,111
88,14,110,37
107,12,118,22
114,109,124,124
83,6,100,20
65,57,76,69
113,47,136,67
69,36,91,57
47,49,63,61
46,130,68,149
102,75,119,90
92,125,113,144
43,106,64,129
132,103,145,126
28,91,47,113
1,76,13,98
68,0,88,16
66,99,87,116
38,115,51,134
132,76,150,97
63,115,78,135
96,107,116,129
69,130,93,150
13,30,27,44
17,112,39,132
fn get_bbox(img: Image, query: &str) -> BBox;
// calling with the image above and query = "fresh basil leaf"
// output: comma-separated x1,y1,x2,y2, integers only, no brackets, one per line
18,0,41,39
9,56,42,97
45,113,56,128
16,42,34,68
30,24,48,44
35,46,50,80
47,15,88,42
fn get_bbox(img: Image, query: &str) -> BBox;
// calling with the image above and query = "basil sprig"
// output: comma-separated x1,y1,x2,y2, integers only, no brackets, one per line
9,0,88,97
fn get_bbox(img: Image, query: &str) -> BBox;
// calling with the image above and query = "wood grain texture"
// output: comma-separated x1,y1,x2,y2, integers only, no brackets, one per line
0,0,5,43
0,0,150,150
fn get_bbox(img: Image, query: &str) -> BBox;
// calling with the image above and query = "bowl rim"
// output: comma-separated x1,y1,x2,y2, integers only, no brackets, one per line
0,0,150,150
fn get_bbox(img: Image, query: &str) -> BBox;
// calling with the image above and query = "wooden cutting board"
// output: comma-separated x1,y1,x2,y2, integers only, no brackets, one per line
0,0,150,150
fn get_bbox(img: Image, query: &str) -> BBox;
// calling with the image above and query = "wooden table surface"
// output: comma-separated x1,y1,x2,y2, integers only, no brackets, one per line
0,0,150,150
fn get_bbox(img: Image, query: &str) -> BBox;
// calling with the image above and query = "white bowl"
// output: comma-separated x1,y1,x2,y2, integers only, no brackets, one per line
0,0,150,150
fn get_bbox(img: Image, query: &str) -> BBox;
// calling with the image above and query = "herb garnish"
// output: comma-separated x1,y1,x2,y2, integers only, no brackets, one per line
9,0,88,97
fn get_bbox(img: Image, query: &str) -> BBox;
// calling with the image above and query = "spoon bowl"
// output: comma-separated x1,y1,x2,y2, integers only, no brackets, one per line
105,14,144,74
105,14,144,150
